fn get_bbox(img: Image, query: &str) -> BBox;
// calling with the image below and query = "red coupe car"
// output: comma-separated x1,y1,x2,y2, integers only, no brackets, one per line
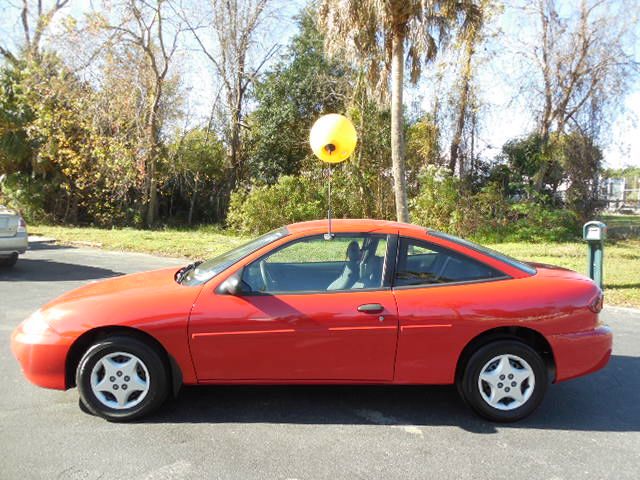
11,220,612,422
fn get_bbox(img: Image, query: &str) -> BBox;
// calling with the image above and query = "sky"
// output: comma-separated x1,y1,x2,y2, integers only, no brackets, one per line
1,0,638,170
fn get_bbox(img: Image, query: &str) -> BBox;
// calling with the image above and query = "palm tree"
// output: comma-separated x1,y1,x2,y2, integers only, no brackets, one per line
319,0,480,222
449,0,491,177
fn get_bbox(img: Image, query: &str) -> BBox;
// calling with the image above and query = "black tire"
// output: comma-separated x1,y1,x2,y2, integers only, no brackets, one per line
458,340,548,422
78,397,94,415
76,335,169,422
0,253,18,268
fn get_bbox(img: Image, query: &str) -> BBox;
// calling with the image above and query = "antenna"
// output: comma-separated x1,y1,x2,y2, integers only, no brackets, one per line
324,163,334,240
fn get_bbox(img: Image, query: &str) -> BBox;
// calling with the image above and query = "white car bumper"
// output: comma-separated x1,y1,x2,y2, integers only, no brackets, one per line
0,232,28,257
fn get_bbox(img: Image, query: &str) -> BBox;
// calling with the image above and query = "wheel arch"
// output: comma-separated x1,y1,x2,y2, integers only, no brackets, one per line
65,326,183,395
455,326,556,384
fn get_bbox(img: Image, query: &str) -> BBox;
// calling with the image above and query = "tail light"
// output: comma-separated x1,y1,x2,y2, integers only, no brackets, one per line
17,217,27,233
589,291,604,313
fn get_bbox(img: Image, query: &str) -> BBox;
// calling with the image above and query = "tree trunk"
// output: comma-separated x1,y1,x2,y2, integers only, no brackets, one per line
390,34,409,223
145,91,162,228
146,155,157,227
230,108,241,186
188,179,199,226
63,188,71,223
470,109,476,177
534,0,553,193
449,39,474,177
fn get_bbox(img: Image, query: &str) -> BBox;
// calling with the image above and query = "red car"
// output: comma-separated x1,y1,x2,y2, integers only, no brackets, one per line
11,220,612,422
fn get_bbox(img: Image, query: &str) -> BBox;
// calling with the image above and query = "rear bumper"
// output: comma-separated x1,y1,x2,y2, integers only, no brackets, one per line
549,325,613,382
11,325,69,390
0,231,28,256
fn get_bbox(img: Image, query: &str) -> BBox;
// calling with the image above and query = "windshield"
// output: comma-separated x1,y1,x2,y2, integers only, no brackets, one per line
180,228,288,286
428,230,537,275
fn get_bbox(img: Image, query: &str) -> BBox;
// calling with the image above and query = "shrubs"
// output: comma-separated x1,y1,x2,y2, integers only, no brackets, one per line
409,166,467,233
0,173,50,223
229,166,580,242
507,202,578,242
228,163,396,235
227,175,325,235
410,166,578,242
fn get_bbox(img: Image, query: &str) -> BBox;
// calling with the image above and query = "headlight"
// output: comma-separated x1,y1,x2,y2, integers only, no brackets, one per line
21,310,51,336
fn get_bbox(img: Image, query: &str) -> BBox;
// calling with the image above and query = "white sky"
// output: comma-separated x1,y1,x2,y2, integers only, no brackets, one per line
1,0,638,169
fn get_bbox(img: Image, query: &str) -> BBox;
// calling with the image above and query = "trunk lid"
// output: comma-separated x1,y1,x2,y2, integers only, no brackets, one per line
527,261,593,282
0,207,19,238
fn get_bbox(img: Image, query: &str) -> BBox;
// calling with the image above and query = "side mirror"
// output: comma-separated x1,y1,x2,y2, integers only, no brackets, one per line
217,270,249,295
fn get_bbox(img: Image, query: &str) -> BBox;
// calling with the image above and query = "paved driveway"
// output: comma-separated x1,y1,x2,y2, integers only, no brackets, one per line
1,241,638,480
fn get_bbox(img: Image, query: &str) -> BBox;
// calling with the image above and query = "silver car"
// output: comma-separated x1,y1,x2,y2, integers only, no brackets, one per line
0,206,28,268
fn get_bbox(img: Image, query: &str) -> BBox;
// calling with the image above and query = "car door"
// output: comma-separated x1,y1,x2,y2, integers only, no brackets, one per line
391,235,511,384
188,233,399,381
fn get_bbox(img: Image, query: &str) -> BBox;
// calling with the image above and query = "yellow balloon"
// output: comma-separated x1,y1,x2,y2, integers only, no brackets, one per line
309,114,358,163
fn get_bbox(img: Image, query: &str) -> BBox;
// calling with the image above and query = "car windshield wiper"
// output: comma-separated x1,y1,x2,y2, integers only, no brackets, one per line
175,261,203,284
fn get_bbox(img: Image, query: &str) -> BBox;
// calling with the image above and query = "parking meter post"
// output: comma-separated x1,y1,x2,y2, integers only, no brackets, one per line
588,241,604,289
582,221,606,290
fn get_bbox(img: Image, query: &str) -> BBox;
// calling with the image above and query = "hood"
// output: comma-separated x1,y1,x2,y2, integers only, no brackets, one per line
53,267,181,303
34,266,202,335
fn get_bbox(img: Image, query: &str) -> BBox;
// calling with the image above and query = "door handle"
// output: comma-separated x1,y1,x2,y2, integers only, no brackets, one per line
357,303,384,314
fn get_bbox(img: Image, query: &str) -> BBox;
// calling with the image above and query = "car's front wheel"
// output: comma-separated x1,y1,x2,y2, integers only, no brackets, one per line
459,340,548,422
76,335,169,421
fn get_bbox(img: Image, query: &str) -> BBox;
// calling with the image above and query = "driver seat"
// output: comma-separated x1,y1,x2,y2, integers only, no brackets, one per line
327,241,360,290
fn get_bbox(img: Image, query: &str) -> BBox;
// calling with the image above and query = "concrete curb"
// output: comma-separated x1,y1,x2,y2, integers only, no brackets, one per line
27,235,57,243
604,305,640,315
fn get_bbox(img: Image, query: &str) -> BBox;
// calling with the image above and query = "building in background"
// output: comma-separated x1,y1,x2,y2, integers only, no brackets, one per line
600,177,640,212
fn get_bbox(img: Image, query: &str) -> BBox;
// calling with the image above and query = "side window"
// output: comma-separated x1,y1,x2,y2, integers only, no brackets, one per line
242,234,388,293
394,237,502,287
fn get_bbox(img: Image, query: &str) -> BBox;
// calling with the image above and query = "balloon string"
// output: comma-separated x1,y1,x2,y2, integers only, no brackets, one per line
326,165,333,240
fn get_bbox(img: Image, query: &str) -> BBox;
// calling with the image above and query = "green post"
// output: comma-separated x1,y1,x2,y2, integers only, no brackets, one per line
583,221,606,289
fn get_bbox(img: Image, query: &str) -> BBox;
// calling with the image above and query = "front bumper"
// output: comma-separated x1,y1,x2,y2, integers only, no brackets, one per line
11,324,70,390
549,325,613,382
0,231,28,256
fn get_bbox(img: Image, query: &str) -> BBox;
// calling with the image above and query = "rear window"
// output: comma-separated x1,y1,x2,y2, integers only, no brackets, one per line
427,231,537,275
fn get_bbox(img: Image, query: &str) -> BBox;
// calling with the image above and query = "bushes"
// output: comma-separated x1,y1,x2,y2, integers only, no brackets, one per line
0,173,50,222
228,161,396,235
506,202,578,242
410,166,579,242
229,165,580,242
227,175,326,235
409,165,466,233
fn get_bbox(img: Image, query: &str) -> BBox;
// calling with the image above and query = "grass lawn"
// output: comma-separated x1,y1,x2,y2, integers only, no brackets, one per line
600,213,640,228
31,224,640,308
31,224,249,259
487,241,640,308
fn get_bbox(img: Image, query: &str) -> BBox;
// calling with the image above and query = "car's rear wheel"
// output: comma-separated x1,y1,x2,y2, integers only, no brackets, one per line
0,253,18,268
76,335,169,422
459,340,548,422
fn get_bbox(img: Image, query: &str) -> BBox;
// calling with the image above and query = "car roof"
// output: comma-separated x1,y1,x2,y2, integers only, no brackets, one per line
286,219,427,235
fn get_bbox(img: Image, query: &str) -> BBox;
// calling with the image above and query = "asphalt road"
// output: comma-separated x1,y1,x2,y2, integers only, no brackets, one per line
1,240,639,480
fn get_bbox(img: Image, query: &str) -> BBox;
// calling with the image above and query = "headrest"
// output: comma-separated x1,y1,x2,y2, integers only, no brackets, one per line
346,241,360,263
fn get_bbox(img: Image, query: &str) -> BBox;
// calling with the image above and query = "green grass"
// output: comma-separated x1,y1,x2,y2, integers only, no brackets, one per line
600,214,640,228
485,240,640,308
31,224,640,309
31,224,249,259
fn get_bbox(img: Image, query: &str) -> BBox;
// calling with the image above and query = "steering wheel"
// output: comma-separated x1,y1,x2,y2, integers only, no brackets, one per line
259,260,276,291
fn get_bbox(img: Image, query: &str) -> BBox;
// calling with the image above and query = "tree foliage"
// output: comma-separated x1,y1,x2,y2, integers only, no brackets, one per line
246,9,350,183
0,0,636,240
318,0,481,222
